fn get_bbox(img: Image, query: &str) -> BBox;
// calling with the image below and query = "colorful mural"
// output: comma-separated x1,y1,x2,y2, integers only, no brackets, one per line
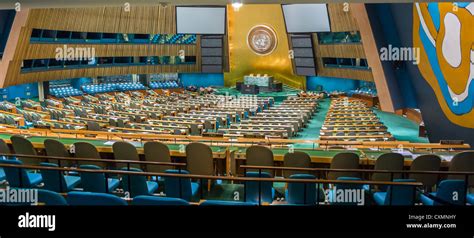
413,2,474,128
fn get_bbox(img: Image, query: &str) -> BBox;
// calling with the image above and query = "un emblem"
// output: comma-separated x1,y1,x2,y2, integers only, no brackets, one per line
247,25,277,56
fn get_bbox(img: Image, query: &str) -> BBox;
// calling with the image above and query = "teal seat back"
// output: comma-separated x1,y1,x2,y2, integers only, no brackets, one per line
67,191,127,206
435,180,466,205
121,167,149,197
164,169,193,201
287,174,317,205
80,165,108,193
40,162,68,192
0,159,35,188
384,179,416,205
132,195,189,206
38,189,68,206
245,172,273,204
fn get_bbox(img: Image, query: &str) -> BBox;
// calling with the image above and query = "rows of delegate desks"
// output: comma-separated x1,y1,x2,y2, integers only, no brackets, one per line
320,97,393,142
18,91,271,135
20,91,319,139
0,131,469,177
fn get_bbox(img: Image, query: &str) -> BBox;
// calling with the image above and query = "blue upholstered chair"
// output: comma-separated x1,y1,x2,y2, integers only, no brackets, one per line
132,195,189,206
37,189,68,206
164,169,199,202
467,194,474,205
79,165,120,193
40,162,81,192
200,200,257,206
328,177,364,205
245,171,274,204
0,159,42,188
0,153,8,183
121,167,158,197
0,168,5,182
67,191,127,206
285,174,319,205
420,180,466,206
373,179,416,206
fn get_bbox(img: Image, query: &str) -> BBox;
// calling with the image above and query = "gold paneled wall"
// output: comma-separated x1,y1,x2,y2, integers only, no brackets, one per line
3,5,202,87
224,4,306,89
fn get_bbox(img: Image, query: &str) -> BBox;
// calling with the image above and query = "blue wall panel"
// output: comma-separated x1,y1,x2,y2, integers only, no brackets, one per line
71,78,93,89
1,83,39,101
371,4,418,109
366,4,406,110
306,76,360,92
0,10,16,58
179,73,224,88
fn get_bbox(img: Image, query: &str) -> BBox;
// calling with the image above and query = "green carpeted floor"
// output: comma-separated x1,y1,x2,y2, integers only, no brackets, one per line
293,98,330,148
374,109,429,143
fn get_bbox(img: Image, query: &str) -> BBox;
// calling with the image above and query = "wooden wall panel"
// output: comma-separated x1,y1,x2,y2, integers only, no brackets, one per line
3,5,210,87
327,3,359,32
26,6,177,34
310,6,375,82
23,44,197,59
15,64,199,83
316,43,366,59
315,56,373,81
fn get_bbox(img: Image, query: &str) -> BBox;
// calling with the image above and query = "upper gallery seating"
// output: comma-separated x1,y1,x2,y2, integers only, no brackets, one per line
49,86,83,98
348,87,377,97
149,81,180,89
82,82,146,94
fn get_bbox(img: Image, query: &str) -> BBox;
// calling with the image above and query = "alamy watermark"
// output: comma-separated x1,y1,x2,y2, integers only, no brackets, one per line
55,44,96,62
325,187,365,205
216,92,259,109
379,44,420,65
18,212,56,231
0,186,38,205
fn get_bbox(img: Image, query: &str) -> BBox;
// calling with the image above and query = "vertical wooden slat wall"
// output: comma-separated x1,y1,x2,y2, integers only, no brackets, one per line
327,3,360,32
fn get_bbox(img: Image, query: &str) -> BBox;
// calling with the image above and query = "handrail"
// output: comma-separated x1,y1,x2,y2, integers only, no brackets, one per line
0,153,185,167
4,152,473,177
240,165,474,176
0,162,423,186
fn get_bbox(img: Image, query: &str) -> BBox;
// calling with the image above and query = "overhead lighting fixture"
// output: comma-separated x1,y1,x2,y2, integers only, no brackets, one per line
232,0,243,11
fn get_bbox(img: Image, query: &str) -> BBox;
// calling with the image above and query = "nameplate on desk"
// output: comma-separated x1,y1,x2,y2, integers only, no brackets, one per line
440,140,464,145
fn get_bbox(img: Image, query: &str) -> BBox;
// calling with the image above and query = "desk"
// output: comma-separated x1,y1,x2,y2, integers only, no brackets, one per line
352,93,379,107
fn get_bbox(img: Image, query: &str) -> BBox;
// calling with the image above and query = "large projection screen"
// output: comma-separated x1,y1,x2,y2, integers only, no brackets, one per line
176,7,226,34
282,4,331,33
